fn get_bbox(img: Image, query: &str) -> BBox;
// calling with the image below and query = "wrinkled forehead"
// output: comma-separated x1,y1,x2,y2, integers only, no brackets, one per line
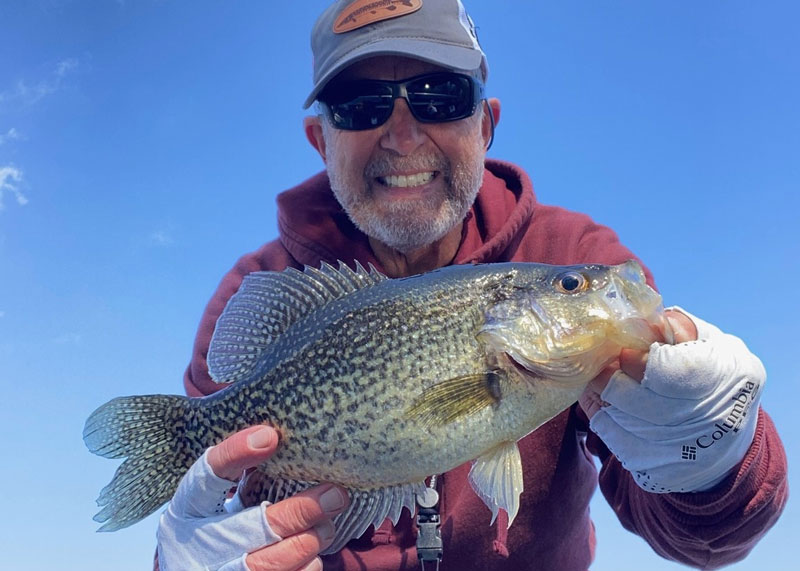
334,55,459,82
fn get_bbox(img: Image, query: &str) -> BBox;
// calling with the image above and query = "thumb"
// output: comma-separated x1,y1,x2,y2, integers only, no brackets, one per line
664,308,698,343
617,309,700,381
207,426,279,481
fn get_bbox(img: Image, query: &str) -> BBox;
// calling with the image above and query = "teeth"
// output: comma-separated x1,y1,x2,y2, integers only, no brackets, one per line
380,172,434,188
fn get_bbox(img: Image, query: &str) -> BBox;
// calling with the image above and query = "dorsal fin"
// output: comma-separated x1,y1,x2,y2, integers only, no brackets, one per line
208,261,386,384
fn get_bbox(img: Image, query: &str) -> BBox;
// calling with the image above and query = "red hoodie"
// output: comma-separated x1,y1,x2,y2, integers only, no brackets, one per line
180,159,787,570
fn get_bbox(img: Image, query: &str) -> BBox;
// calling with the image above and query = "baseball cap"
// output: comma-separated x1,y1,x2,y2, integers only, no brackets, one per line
303,0,488,109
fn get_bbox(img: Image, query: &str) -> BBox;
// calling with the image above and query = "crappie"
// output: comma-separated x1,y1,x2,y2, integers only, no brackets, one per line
84,260,669,553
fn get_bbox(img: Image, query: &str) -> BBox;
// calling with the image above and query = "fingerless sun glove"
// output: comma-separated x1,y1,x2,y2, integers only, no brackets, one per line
589,308,765,493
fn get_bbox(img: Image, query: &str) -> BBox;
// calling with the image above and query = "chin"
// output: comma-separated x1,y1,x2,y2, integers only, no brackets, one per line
365,208,466,253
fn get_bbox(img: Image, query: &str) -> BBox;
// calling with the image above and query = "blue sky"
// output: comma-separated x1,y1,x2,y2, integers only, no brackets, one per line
1,1,797,569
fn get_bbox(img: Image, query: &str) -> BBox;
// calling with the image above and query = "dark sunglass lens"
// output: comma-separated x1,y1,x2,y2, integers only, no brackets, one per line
407,75,474,122
322,82,394,130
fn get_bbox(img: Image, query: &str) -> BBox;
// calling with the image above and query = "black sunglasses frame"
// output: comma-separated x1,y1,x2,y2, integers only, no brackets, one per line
317,72,486,131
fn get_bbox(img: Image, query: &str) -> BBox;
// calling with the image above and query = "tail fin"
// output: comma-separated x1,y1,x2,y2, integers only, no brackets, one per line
83,394,204,531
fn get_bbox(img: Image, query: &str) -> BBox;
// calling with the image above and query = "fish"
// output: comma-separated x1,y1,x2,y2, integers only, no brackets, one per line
83,260,670,553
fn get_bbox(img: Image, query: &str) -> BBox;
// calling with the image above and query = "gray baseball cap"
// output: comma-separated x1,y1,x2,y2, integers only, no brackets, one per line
303,0,488,108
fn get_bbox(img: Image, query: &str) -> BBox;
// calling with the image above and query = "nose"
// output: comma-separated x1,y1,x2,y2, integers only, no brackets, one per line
378,98,427,155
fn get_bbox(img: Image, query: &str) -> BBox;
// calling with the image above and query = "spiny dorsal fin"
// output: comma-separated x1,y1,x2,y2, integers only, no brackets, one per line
208,261,387,384
404,372,503,428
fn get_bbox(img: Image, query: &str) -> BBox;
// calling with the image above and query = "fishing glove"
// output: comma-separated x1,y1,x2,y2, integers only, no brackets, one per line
156,449,282,571
589,307,765,493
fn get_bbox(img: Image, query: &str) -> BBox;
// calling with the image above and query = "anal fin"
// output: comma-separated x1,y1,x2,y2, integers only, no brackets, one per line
324,482,425,554
238,469,425,555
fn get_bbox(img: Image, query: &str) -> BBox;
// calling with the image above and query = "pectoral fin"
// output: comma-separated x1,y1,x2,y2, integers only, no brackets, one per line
404,372,502,428
468,440,523,527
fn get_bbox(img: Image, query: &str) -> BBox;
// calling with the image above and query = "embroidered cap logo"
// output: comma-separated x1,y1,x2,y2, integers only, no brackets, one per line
333,0,424,34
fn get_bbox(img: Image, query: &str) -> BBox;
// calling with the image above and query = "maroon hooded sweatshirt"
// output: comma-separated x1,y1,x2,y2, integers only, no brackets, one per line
180,159,787,570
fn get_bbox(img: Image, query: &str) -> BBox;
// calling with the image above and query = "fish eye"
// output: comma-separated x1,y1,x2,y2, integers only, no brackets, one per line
555,271,588,294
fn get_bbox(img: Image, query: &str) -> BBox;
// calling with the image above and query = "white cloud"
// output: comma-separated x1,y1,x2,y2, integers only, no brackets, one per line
149,229,175,246
54,332,82,345
0,128,19,145
0,58,79,108
0,166,27,210
56,58,78,78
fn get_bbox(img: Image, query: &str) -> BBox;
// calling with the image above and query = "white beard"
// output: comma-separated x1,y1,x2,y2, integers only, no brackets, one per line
326,135,486,254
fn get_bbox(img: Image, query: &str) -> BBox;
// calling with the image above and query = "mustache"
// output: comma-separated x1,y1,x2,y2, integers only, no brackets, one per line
364,153,450,178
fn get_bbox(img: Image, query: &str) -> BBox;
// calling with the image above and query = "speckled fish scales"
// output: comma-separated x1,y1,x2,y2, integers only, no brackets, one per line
83,260,666,553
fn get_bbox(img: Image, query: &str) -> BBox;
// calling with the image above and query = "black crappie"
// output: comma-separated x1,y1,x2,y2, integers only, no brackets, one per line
83,260,669,553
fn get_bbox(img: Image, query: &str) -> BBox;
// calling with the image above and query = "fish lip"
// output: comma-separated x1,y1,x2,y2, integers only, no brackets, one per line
506,352,537,379
625,311,673,346
606,265,671,347
525,297,608,358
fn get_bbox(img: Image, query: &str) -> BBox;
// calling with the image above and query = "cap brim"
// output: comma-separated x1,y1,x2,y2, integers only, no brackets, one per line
302,38,484,108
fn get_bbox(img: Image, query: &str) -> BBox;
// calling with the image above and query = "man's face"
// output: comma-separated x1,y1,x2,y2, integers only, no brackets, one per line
313,56,491,254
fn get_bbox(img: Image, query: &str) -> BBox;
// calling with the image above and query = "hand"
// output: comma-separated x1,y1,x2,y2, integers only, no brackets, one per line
156,426,349,571
579,309,698,417
579,308,765,493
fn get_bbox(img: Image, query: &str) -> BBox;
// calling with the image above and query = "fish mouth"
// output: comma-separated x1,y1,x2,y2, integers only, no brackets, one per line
503,335,616,388
604,263,673,348
484,297,611,386
480,260,671,387
521,297,609,360
619,313,673,347
500,263,670,384
505,352,538,381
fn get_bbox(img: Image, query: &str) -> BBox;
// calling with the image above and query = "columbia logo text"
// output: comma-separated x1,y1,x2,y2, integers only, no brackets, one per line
695,380,760,450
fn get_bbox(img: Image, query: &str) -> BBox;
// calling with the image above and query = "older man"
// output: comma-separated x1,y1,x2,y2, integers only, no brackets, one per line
155,1,787,570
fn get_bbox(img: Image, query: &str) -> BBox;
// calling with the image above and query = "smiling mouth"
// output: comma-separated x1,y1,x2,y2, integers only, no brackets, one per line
376,171,437,188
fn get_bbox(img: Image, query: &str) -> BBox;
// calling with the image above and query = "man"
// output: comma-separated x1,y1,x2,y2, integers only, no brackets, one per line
155,1,787,569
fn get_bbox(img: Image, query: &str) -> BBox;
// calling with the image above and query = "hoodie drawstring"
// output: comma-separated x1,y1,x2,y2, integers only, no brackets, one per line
492,509,510,558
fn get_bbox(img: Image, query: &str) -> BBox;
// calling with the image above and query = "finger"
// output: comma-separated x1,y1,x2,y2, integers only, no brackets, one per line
208,426,280,481
589,406,692,477
169,450,240,519
245,522,334,571
619,348,648,381
159,501,284,568
618,310,697,381
664,309,698,343
616,309,700,382
599,370,701,425
234,464,295,509
642,339,738,399
265,484,349,538
578,363,618,419
591,381,707,447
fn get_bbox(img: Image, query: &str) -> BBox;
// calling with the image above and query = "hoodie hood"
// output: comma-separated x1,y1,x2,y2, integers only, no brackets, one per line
275,158,537,271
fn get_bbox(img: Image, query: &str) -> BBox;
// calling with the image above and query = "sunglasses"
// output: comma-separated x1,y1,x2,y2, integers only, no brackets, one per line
318,72,486,131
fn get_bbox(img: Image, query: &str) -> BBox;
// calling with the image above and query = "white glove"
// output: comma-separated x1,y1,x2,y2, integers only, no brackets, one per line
156,450,282,571
589,307,765,493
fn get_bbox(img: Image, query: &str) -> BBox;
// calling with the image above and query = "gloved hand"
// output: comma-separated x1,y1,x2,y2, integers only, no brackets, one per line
580,308,765,493
156,426,349,571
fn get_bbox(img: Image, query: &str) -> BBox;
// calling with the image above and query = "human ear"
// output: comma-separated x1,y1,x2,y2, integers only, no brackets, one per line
303,115,328,163
482,98,501,149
